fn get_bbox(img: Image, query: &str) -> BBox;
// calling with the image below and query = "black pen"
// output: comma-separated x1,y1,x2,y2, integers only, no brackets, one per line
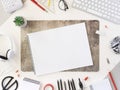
60,79,63,90
68,80,71,90
72,79,76,90
70,81,74,90
57,80,60,90
64,81,67,90
78,78,83,90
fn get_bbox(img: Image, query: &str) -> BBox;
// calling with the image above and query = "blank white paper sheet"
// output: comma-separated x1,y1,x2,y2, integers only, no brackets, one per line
90,78,112,90
27,23,93,75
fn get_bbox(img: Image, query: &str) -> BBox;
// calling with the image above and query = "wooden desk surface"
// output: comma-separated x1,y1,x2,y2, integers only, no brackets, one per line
21,20,99,72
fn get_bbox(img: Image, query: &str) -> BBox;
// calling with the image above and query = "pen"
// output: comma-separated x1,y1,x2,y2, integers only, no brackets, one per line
70,81,74,90
57,80,60,90
60,79,63,90
72,79,76,90
31,0,48,12
78,78,83,90
64,81,67,90
68,80,71,90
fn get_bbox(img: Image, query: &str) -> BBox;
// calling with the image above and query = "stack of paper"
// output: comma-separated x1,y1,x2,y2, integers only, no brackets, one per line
27,23,93,75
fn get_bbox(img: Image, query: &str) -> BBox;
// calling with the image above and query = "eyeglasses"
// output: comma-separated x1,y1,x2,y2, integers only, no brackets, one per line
58,0,69,11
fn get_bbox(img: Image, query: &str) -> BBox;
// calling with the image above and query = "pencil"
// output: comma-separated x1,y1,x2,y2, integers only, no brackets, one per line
48,0,51,7
109,72,118,90
31,0,48,12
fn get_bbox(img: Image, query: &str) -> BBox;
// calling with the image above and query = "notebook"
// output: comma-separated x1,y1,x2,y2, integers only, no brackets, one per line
90,78,112,90
91,61,120,90
27,23,93,75
108,61,120,90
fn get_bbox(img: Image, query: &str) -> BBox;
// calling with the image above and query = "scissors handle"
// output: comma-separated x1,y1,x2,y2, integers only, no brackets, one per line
2,76,18,90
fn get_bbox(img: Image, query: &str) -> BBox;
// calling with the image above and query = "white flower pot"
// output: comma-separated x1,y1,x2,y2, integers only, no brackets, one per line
20,19,27,28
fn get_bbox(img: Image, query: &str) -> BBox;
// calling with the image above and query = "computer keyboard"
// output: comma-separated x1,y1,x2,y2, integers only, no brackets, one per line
72,0,120,24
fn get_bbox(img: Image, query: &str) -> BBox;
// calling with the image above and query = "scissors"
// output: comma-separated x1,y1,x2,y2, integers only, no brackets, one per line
1,76,18,90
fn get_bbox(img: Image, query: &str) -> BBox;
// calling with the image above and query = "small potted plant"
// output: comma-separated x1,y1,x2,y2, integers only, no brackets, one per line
14,16,27,27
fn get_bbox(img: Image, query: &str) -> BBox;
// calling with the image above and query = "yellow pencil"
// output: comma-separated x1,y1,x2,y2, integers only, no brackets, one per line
48,0,51,7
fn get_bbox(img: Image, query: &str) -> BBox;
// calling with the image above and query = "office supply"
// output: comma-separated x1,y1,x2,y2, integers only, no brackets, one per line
70,81,74,90
107,61,120,90
108,72,117,90
78,78,83,90
47,0,50,7
44,84,54,90
0,34,15,61
72,79,76,90
0,0,23,13
21,20,99,72
72,0,120,24
27,22,93,75
95,31,106,36
84,76,89,81
31,0,48,12
37,0,55,13
19,78,40,90
106,58,110,64
64,81,67,90
90,78,112,90
57,79,78,90
58,0,69,11
111,36,120,54
60,79,63,90
68,80,71,90
57,80,60,90
2,76,18,90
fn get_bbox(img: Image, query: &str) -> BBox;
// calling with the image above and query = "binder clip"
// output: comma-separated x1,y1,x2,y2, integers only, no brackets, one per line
95,30,106,36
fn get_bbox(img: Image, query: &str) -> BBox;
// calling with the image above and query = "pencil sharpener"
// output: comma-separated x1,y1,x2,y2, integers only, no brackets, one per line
111,36,120,54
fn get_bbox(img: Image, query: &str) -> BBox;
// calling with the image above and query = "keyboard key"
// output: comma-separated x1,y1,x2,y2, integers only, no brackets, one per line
87,9,102,16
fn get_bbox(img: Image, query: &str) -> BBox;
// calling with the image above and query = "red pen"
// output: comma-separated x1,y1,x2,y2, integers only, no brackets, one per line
31,0,48,12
